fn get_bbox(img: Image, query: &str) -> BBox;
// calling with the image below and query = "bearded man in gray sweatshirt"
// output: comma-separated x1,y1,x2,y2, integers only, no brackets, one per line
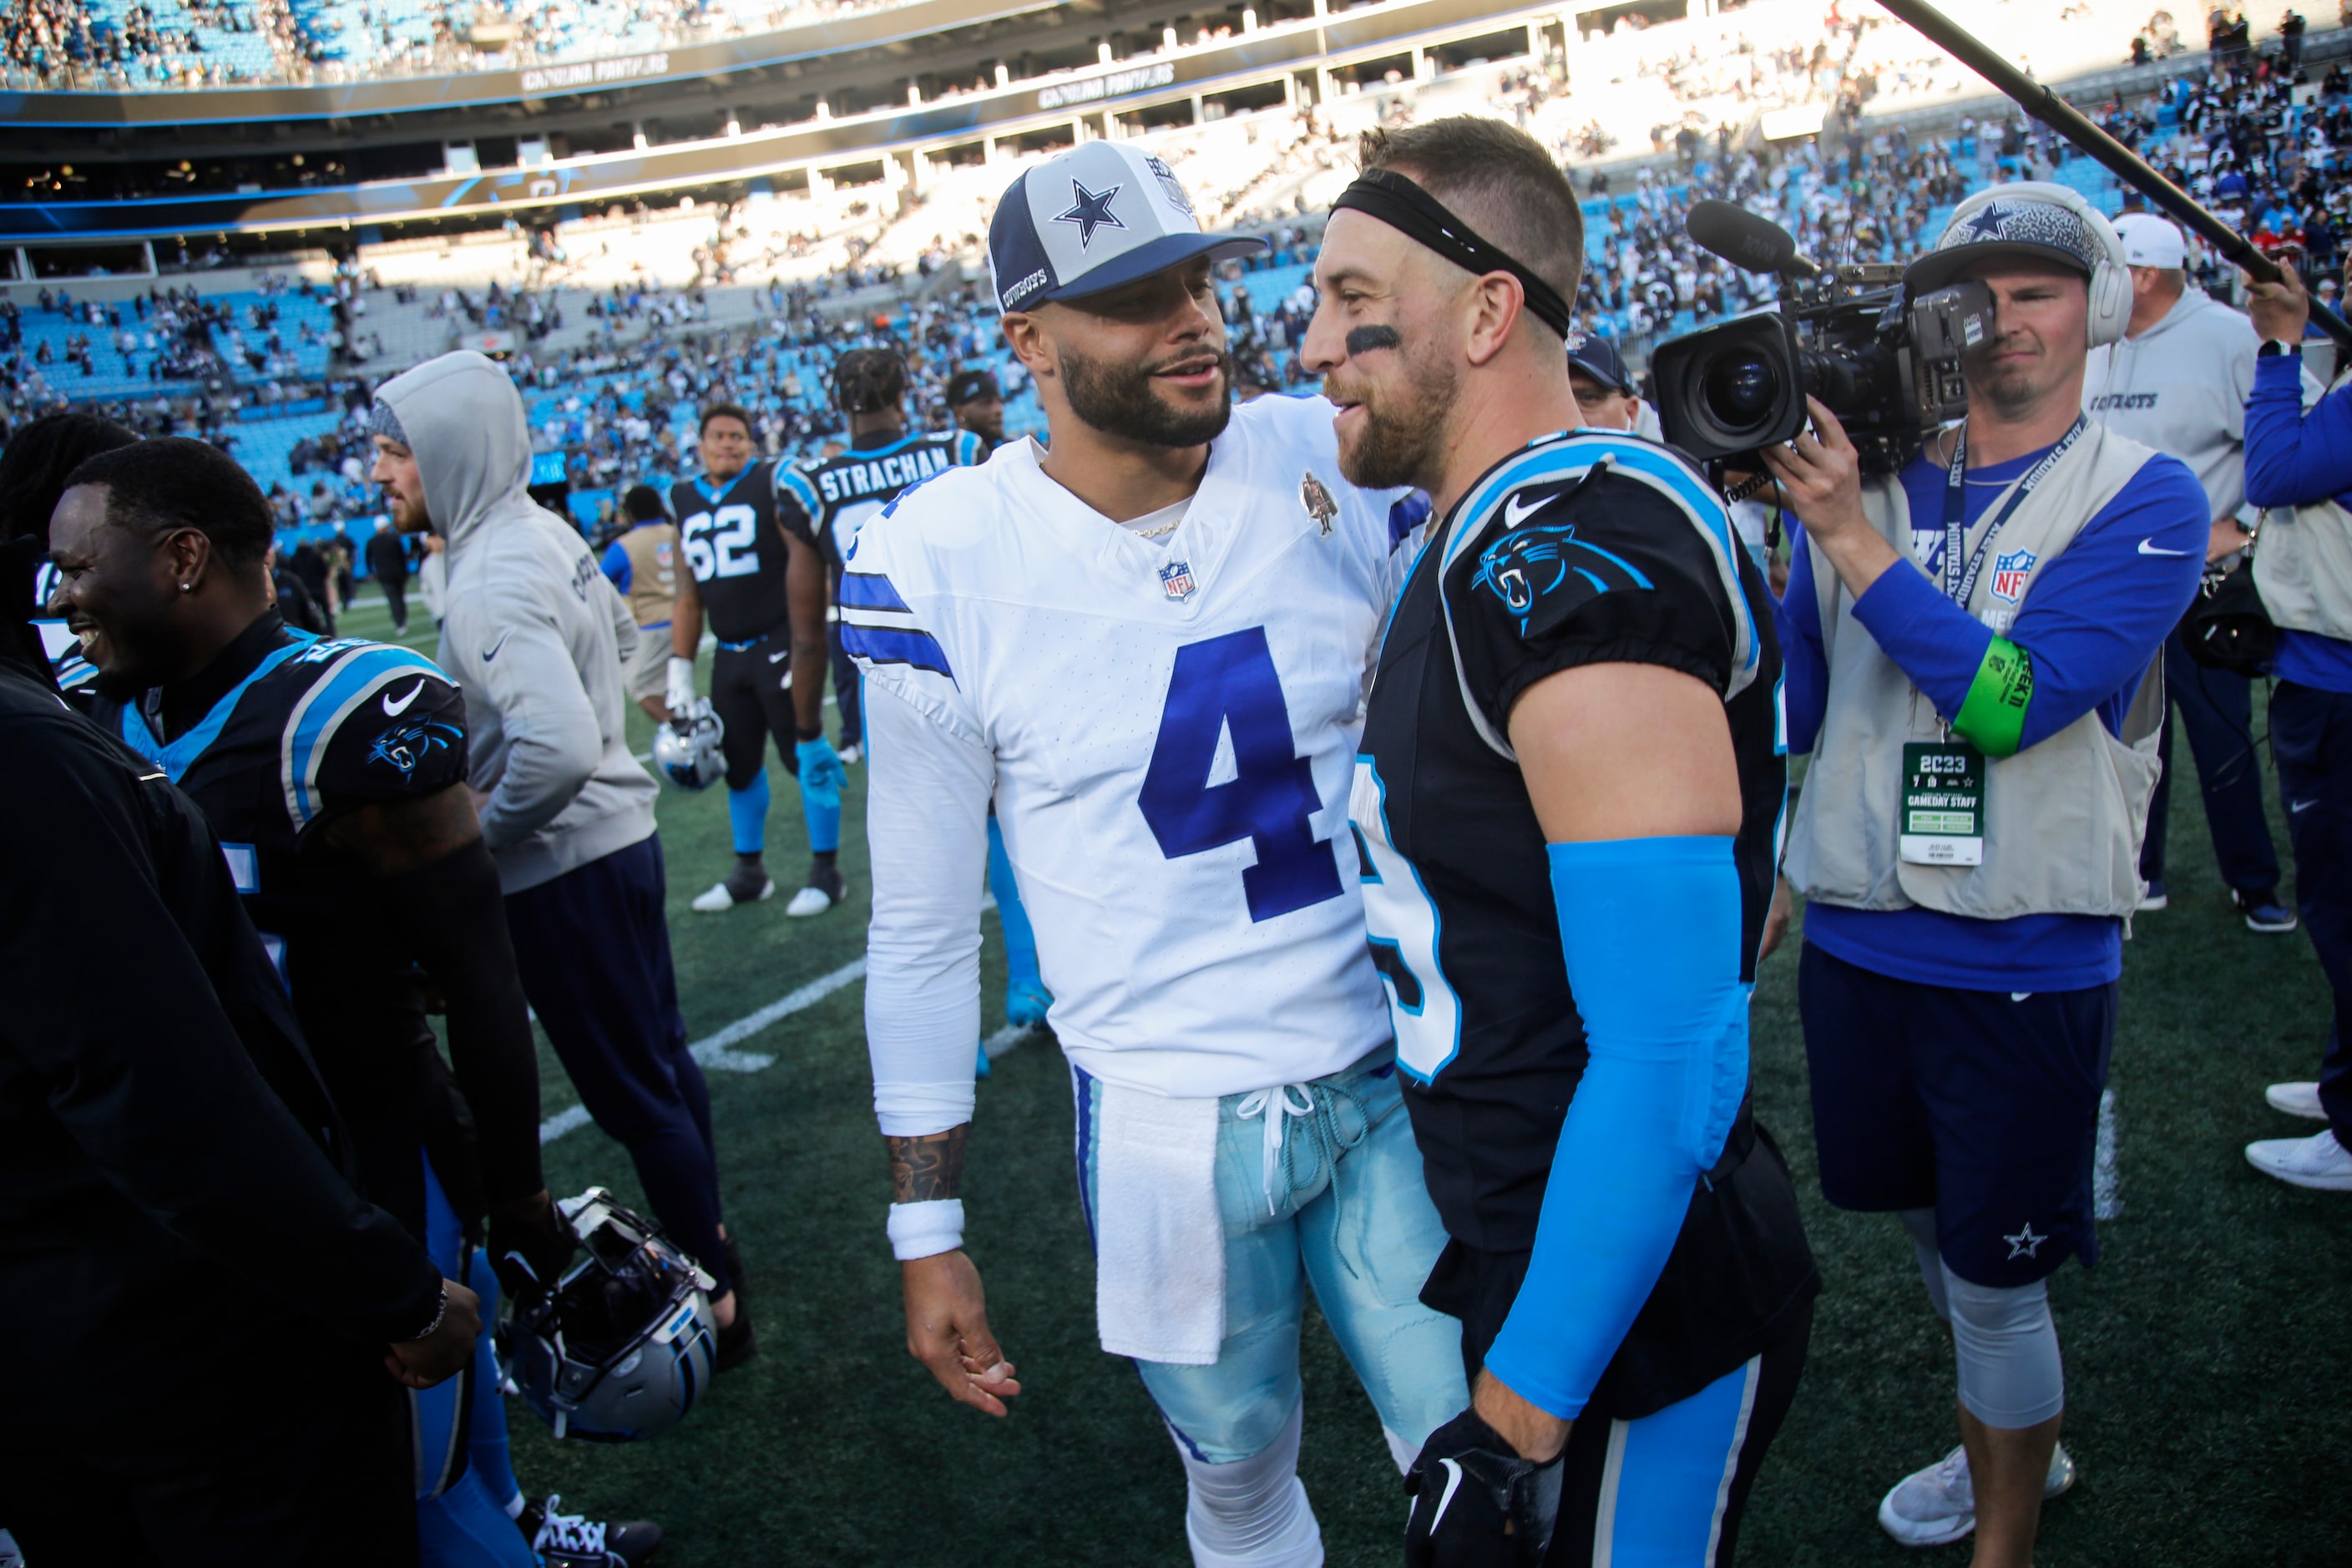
2083,212,2299,933
369,351,752,1368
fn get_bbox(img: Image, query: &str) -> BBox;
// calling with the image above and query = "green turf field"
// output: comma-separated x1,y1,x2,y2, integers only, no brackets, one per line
333,582,2351,1565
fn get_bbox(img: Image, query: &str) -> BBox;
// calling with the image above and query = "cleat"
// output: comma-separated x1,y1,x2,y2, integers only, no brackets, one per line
521,1495,663,1567
837,742,863,766
2233,888,2298,933
1005,977,1053,1029
2137,879,2168,912
2246,1128,2352,1191
691,869,773,913
786,862,847,918
715,1304,758,1373
2265,1081,2328,1121
1877,1442,2074,1548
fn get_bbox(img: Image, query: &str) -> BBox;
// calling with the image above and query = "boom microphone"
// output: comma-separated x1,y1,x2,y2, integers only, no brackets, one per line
1687,200,1823,279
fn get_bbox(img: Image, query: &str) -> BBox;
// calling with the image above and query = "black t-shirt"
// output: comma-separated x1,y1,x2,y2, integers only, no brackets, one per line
77,614,472,1232
1358,431,1815,1414
672,460,792,645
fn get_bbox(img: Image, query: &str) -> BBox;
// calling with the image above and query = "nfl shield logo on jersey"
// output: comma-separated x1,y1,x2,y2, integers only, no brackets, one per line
1158,559,1198,600
1990,548,2037,603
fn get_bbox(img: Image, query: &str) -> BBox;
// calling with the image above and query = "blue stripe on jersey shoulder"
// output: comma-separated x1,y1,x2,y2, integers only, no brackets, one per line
841,623,954,684
286,642,453,827
1444,432,1757,670
955,429,987,466
776,465,822,516
839,571,912,612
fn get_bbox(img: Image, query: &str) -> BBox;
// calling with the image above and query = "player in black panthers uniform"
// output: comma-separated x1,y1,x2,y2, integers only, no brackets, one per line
1307,119,1816,1566
47,439,652,1568
665,402,842,916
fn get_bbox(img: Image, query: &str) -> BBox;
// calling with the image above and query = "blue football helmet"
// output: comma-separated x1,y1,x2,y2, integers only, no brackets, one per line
652,699,726,791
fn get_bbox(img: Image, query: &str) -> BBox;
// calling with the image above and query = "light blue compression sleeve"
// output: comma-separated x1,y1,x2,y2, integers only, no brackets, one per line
986,815,1039,988
797,749,842,855
726,771,771,856
1482,836,1750,1420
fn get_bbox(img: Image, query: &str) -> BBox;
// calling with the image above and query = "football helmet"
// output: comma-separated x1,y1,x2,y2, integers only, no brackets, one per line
504,1188,719,1443
652,699,725,791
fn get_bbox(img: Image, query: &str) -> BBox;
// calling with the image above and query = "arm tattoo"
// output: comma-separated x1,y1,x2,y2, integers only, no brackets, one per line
888,1126,968,1203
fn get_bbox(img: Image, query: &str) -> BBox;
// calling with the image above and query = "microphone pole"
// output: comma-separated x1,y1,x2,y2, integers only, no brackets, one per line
1871,0,2352,348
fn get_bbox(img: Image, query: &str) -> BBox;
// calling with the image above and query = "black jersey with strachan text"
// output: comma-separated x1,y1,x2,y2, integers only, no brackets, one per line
73,615,472,1231
1353,429,1815,1414
672,460,793,645
776,428,985,571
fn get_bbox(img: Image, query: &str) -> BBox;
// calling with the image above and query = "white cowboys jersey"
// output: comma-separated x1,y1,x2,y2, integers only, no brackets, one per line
847,393,1414,1099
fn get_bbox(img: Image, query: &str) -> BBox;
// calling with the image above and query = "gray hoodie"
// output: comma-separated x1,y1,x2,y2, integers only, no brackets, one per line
375,351,657,893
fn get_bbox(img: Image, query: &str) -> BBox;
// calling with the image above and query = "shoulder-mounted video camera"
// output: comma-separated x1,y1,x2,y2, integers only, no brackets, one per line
1652,200,1995,474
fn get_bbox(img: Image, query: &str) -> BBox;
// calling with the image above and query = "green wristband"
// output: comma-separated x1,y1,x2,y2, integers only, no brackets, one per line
1954,636,2034,758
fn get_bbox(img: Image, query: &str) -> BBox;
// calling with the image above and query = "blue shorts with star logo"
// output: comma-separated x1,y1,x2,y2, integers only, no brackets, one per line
1797,943,2116,1288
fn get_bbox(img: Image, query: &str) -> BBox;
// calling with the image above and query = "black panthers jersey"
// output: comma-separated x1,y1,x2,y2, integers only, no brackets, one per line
673,461,794,645
1354,430,1815,1414
776,427,986,571
75,614,471,1232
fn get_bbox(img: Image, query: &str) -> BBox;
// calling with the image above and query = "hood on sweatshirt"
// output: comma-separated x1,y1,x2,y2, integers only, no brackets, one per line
372,351,534,554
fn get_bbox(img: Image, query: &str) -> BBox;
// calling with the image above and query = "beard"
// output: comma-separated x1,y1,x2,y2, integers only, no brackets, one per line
1327,346,1459,492
1060,343,1234,448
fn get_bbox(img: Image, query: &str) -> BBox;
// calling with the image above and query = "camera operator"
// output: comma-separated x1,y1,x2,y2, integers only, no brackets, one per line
1763,185,2208,1562
2083,212,2298,930
2238,260,2352,1191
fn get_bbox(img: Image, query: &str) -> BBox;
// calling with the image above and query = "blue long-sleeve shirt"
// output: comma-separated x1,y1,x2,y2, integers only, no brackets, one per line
2246,352,2352,694
1778,441,2207,990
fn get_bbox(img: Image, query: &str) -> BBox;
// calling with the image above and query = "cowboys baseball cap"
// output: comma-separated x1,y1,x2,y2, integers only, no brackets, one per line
1565,331,1633,393
988,142,1266,314
2112,211,2189,270
1904,182,2112,296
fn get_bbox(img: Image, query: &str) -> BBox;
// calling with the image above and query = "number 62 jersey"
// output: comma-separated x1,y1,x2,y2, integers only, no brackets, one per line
845,394,1415,1100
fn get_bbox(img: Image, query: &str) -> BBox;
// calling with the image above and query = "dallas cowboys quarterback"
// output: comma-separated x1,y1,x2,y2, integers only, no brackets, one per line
1305,116,1819,1565
848,142,1467,1567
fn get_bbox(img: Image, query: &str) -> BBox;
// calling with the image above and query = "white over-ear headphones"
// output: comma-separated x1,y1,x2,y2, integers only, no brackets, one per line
1927,180,2134,349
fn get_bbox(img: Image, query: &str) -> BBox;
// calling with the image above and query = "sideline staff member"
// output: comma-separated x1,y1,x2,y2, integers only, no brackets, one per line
1765,185,2206,1564
2082,212,2294,928
602,484,680,723
2240,261,2352,1191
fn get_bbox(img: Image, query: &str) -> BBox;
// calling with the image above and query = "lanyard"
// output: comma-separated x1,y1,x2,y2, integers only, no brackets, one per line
1941,416,2088,607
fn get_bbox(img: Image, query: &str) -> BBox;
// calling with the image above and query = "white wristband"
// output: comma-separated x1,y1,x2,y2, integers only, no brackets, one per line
887,1198,965,1262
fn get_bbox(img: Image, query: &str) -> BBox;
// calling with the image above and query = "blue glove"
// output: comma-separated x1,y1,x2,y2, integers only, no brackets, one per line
796,736,844,856
797,736,847,797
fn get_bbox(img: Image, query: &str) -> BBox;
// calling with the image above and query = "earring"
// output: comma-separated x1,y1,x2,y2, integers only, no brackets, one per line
180,583,192,593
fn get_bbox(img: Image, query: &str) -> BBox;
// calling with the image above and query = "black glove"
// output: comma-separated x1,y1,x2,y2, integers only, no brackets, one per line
486,1189,577,1302
1403,1409,1565,1568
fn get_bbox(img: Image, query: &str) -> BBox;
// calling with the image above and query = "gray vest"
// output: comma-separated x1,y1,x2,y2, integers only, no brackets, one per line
2252,372,2352,642
1785,422,2167,921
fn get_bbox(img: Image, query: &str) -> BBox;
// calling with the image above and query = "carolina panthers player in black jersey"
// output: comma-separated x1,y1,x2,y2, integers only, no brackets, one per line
1304,119,1817,1567
665,402,844,916
46,439,659,1568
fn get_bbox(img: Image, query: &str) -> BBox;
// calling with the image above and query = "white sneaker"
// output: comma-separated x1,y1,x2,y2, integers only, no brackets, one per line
691,873,774,913
2246,1128,2352,1190
2265,1081,2328,1121
1877,1442,2076,1547
837,742,863,766
784,862,847,918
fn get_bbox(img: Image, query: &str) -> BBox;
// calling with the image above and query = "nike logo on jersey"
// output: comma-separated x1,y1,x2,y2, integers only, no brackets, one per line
1428,1458,1467,1535
483,631,511,662
2137,539,2191,556
768,649,790,664
381,678,427,716
1503,493,1552,529
2291,797,2319,812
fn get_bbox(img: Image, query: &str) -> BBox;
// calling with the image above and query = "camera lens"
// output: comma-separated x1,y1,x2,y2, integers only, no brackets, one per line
1702,352,1780,433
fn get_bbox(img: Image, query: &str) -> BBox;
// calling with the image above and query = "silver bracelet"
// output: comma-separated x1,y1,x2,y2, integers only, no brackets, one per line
402,1282,448,1343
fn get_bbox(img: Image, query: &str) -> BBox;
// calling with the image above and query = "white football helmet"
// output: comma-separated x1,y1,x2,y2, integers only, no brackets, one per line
652,699,725,791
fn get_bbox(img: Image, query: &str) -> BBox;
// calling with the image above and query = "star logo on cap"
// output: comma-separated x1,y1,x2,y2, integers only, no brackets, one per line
1056,180,1127,249
1962,200,2016,240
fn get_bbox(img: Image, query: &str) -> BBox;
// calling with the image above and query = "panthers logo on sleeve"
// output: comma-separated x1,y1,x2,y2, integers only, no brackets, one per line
1470,518,1657,628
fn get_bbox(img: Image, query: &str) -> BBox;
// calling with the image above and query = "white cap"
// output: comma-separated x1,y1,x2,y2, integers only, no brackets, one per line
2112,212,2188,270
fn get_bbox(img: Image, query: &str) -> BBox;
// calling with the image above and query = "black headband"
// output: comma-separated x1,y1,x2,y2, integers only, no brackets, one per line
1330,168,1575,340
